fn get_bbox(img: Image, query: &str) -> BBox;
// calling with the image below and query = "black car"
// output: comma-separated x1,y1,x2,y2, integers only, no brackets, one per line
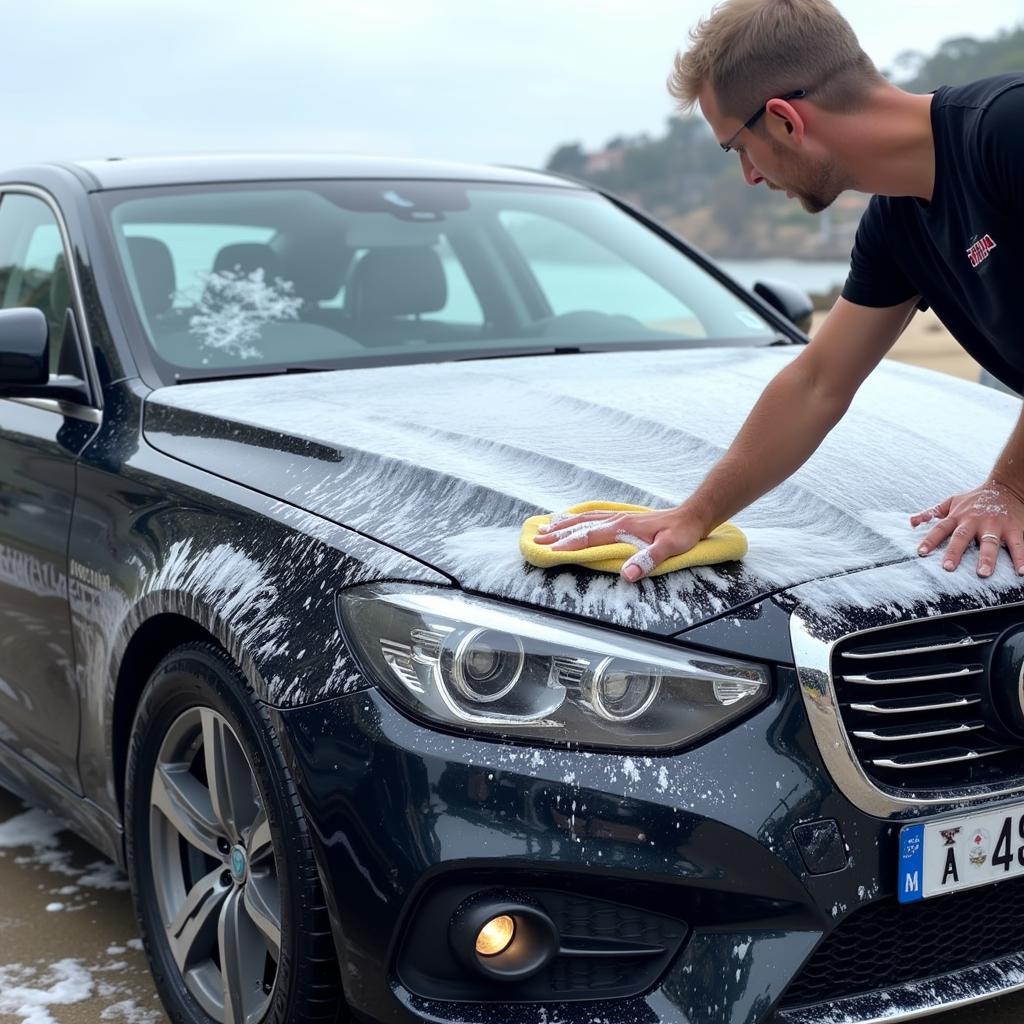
1,155,1024,1024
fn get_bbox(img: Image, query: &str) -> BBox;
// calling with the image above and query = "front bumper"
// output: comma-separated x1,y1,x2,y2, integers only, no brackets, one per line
778,954,1024,1024
276,668,1024,1024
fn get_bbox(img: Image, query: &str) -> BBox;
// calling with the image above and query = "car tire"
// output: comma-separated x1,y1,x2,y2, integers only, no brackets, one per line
125,642,343,1024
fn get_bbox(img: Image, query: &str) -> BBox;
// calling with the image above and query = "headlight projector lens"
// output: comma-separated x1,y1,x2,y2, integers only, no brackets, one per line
585,658,661,721
450,628,525,703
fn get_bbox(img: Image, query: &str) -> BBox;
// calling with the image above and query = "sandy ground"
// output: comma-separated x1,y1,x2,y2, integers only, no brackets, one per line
813,305,987,384
0,317,1019,1023
0,787,166,1023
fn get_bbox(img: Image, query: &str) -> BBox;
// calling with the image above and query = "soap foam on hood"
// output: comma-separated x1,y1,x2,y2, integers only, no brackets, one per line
148,347,1020,632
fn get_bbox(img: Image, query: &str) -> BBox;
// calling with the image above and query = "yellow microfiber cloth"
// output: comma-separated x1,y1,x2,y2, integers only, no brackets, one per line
519,501,747,577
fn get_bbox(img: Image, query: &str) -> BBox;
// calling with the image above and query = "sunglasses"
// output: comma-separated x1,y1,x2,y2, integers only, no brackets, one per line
720,89,807,153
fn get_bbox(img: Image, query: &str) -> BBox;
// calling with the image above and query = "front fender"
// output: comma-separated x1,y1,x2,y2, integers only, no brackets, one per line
70,405,447,825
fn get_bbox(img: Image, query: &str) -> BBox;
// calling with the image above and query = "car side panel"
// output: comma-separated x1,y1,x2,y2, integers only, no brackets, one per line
0,398,96,791
70,379,449,833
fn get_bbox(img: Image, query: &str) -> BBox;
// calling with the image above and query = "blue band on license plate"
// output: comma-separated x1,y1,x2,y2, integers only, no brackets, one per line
898,823,925,904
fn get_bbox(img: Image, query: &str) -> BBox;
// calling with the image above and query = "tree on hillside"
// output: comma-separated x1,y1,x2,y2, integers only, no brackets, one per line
541,23,1023,256
546,143,587,178
896,26,1024,91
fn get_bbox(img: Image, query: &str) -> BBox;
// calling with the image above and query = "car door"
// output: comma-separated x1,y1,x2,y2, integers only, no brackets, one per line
0,190,99,793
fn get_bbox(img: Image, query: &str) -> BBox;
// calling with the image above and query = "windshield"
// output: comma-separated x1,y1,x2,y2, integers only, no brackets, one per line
101,180,777,379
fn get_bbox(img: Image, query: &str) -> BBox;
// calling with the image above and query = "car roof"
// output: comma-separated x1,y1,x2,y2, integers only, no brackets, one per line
30,154,584,192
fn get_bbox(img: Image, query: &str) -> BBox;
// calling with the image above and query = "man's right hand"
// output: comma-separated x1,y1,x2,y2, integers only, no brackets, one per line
536,298,921,585
535,506,708,582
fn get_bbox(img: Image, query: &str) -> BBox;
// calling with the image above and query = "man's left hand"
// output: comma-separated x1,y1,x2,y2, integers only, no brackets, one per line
911,479,1024,576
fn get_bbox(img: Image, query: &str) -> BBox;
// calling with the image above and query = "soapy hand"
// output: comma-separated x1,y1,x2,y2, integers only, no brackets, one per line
911,479,1024,577
535,506,705,582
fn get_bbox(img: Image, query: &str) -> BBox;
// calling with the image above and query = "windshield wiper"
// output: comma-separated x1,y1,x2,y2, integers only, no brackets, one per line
454,346,584,362
174,365,336,385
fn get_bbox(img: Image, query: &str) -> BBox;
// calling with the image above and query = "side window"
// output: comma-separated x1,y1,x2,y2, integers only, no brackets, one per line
0,194,75,374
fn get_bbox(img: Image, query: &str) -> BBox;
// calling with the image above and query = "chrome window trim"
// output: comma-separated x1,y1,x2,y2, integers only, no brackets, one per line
790,607,1024,819
7,396,102,424
0,184,103,413
776,949,1024,1024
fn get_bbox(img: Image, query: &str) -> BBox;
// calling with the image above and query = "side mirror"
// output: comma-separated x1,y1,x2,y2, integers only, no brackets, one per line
0,308,92,406
0,307,49,386
753,279,815,335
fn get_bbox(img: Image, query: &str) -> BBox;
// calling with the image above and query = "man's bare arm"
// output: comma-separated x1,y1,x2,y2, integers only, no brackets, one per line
680,296,919,531
990,407,1024,495
537,296,919,581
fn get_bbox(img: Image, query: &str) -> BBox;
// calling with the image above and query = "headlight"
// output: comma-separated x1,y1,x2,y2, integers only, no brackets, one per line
338,583,770,751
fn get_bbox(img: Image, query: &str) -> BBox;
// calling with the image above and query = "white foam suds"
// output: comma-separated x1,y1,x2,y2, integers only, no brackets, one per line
0,956,164,1024
0,808,66,852
147,347,1021,629
186,267,302,361
0,799,164,1021
549,521,609,546
973,486,1009,517
0,807,129,898
788,507,1024,618
0,960,94,1023
100,999,164,1022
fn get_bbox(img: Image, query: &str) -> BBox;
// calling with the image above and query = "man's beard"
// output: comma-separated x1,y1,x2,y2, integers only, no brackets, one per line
797,184,839,214
771,144,848,214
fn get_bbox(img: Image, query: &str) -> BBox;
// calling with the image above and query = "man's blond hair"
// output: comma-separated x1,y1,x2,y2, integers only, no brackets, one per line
669,0,883,120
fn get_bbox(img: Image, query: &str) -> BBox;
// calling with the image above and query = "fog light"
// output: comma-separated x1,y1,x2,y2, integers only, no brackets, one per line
476,914,516,956
450,895,559,980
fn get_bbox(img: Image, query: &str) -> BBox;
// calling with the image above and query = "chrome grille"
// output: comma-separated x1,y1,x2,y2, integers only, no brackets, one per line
832,613,1024,792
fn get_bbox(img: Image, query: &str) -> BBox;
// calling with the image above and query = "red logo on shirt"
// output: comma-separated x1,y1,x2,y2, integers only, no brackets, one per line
966,234,997,268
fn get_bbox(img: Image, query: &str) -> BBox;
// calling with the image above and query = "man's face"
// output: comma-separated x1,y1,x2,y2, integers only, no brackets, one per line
699,84,847,214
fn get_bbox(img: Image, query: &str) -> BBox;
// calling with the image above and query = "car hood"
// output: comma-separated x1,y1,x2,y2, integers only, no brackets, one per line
143,347,1019,637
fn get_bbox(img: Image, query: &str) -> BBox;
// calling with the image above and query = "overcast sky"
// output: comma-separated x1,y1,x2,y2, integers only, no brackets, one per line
3,1,1021,171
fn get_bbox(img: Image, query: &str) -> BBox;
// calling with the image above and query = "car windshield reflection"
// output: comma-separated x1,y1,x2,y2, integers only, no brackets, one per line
100,180,779,382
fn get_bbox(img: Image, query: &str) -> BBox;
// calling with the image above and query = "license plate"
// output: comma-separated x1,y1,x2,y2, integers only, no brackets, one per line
898,802,1024,903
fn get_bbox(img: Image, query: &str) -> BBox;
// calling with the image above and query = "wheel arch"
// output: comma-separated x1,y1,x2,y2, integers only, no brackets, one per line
111,612,221,819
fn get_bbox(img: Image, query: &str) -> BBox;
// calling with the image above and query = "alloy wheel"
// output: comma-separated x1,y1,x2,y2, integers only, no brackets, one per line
149,706,281,1024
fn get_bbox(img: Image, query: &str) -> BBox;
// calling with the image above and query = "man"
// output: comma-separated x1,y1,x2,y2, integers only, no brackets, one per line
536,0,1024,583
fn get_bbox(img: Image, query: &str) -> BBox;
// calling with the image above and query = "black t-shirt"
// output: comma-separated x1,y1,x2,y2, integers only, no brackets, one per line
842,74,1024,390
